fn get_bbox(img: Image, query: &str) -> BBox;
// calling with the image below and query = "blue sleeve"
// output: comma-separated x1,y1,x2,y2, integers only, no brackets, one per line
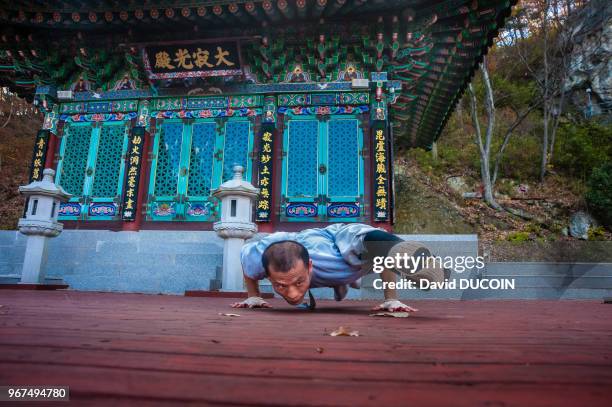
326,223,381,267
240,240,266,281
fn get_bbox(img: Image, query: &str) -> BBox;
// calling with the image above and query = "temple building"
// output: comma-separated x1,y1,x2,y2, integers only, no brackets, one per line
1,0,515,234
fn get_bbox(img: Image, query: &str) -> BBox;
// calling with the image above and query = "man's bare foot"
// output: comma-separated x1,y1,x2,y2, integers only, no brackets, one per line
231,296,271,309
372,299,418,313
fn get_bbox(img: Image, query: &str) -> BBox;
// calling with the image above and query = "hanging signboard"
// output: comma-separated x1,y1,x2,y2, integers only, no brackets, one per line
121,127,145,221
24,129,50,217
255,123,275,222
373,122,389,222
143,42,242,80
29,130,49,182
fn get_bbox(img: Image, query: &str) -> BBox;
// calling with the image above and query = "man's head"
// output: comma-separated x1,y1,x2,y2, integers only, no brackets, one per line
262,241,312,305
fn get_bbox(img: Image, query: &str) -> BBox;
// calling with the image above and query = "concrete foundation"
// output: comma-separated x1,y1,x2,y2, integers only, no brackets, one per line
0,230,223,294
2,230,611,299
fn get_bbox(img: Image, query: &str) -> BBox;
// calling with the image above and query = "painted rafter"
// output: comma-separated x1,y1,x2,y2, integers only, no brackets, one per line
0,0,516,147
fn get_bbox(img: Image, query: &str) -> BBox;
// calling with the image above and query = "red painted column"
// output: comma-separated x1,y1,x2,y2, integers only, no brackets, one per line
44,120,65,171
379,221,393,232
43,132,58,169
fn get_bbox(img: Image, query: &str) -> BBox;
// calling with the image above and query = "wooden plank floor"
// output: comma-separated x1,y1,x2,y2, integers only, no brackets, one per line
1,290,611,406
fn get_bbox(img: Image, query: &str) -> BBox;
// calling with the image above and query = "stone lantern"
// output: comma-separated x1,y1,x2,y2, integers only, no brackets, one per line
18,168,71,284
212,165,259,291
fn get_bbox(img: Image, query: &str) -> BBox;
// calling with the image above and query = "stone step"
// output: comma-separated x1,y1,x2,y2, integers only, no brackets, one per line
485,262,612,277
358,285,612,300
352,262,612,300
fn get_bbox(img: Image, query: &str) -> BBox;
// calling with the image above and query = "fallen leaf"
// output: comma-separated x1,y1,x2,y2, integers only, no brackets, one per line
329,326,360,337
315,347,324,353
218,313,241,317
369,312,411,318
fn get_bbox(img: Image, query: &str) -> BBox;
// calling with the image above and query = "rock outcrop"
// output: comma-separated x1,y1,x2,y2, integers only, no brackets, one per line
564,0,612,118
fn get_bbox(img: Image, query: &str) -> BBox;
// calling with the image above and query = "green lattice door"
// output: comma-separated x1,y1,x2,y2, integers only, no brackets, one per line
281,114,365,221
148,118,253,221
325,117,365,219
56,121,130,220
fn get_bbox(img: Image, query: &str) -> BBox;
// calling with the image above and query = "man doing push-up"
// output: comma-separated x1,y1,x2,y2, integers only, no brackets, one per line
233,223,445,312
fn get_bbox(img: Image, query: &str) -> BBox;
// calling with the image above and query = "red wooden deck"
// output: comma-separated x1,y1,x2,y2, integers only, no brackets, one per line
1,290,611,406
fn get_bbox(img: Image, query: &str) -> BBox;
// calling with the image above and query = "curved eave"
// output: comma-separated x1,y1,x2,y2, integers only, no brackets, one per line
415,0,518,149
0,0,518,144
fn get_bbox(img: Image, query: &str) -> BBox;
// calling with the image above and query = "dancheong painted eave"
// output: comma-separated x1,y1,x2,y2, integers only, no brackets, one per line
0,0,516,148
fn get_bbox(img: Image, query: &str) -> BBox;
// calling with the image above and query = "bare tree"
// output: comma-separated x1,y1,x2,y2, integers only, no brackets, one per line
0,87,42,129
467,57,501,210
499,0,581,182
492,100,542,185
465,57,543,210
1,96,14,128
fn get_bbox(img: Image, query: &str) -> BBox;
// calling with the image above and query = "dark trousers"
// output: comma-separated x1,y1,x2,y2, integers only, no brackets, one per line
361,230,432,274
361,230,403,275
362,230,403,259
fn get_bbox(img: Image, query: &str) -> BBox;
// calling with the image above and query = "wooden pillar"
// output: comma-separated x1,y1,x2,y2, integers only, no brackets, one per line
387,120,396,231
43,132,58,169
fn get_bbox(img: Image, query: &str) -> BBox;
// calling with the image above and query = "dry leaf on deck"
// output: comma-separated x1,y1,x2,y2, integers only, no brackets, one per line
369,312,411,318
329,326,360,337
218,313,241,317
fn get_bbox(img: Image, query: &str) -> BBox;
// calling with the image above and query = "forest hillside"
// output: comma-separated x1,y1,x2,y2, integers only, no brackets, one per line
393,0,611,259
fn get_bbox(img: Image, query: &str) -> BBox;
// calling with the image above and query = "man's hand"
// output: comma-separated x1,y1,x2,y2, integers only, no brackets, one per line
372,299,418,313
231,296,271,309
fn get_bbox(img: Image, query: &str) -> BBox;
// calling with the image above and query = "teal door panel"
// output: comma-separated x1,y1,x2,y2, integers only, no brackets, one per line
152,121,183,197
149,120,185,220
327,119,360,198
185,121,217,221
148,117,254,222
326,118,364,220
90,124,128,200
282,118,320,219
186,121,216,199
222,120,252,182
56,121,130,220
56,122,95,220
285,119,318,198
281,114,365,221
56,123,93,197
88,122,130,219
